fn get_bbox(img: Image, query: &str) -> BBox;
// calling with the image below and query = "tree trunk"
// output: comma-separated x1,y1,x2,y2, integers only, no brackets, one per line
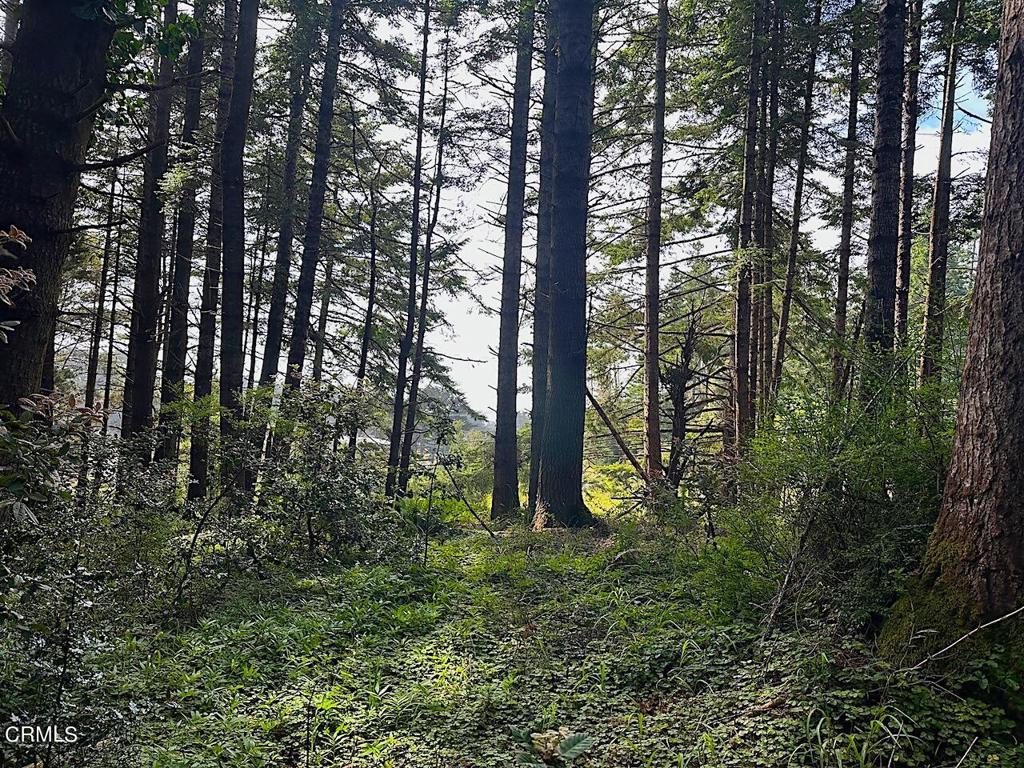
123,0,178,440
385,0,430,499
283,0,347,391
733,0,765,453
348,181,379,458
895,0,923,345
528,1,557,515
259,11,314,388
861,0,906,399
770,0,821,399
247,214,270,390
157,6,208,462
535,0,596,528
85,160,119,409
919,0,964,383
834,0,862,397
491,0,536,519
912,0,1024,622
0,0,115,408
642,0,668,481
759,7,781,409
220,0,261,486
0,1,17,86
311,252,333,382
398,32,451,497
189,0,238,499
101,200,124,435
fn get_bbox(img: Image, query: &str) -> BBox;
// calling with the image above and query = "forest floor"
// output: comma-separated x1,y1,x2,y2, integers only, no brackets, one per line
104,526,1022,767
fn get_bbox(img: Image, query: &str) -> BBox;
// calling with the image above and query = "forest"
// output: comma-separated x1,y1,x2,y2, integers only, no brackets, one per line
1,0,1023,763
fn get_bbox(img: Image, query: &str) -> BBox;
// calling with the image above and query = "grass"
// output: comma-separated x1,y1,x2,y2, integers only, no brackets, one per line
89,526,1022,767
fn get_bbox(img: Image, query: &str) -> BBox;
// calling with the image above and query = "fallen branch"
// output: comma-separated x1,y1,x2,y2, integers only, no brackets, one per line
907,603,1024,671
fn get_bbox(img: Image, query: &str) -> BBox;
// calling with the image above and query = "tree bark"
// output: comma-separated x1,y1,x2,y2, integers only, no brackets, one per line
348,178,379,458
0,0,17,86
85,159,119,409
219,0,261,486
861,0,906,400
491,0,536,518
189,0,238,499
398,31,451,496
642,0,668,481
535,0,596,528
919,0,964,383
895,0,923,345
914,0,1024,621
259,9,314,388
528,1,557,515
158,5,208,462
834,0,862,397
311,252,333,382
385,0,430,499
770,0,821,399
283,0,347,390
123,0,179,440
0,0,115,408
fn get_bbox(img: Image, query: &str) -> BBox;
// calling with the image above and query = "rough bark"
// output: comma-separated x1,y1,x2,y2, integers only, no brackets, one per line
385,0,430,499
914,0,1024,621
770,0,821,399
528,1,557,515
535,0,596,528
919,0,963,383
491,0,536,519
0,0,115,408
642,0,668,481
834,0,862,397
861,0,906,399
895,0,923,344
189,0,238,499
283,0,347,390
220,0,261,485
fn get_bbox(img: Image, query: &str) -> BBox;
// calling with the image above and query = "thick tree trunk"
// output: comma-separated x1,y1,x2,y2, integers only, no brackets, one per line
398,34,451,496
642,0,668,481
385,0,430,499
220,0,261,487
861,0,906,399
259,12,314,388
283,0,346,390
0,1,17,85
733,0,765,453
158,6,208,462
535,0,596,528
895,0,923,344
0,0,115,408
919,0,963,383
124,0,178,440
759,7,781,410
770,0,821,399
189,0,238,499
491,0,536,519
528,2,557,515
913,0,1024,622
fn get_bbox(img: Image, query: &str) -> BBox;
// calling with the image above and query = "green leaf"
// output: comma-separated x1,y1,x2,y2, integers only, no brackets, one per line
558,734,596,761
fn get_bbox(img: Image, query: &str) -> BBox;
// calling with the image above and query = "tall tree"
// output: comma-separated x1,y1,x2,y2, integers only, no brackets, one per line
919,0,965,382
492,0,536,519
895,0,924,344
535,0,596,527
85,160,119,410
259,8,315,388
219,0,261,483
385,0,431,499
0,2,115,407
528,2,557,514
771,0,822,398
124,0,179,440
283,0,347,389
642,0,668,481
834,0,862,396
861,0,906,398
909,0,1024,622
158,3,209,462
189,0,237,498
